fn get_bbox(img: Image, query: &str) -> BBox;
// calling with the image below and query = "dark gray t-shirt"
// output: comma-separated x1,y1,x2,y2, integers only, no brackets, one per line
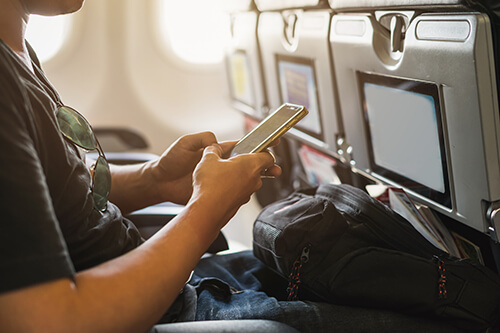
0,40,143,293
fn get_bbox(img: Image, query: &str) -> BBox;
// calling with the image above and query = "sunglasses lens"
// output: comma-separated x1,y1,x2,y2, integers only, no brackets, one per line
93,156,111,211
56,106,97,150
57,105,111,211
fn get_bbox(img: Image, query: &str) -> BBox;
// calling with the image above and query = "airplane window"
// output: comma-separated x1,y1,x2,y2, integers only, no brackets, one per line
156,0,231,64
25,15,72,63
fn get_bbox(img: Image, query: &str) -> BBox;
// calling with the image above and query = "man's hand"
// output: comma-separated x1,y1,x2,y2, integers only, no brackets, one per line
189,143,281,228
148,133,280,205
149,132,218,205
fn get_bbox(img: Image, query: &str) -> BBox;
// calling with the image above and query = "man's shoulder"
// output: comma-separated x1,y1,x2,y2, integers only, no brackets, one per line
0,42,32,119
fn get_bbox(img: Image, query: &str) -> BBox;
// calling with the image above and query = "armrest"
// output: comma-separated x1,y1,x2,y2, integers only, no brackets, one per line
94,127,149,151
126,202,229,254
87,152,160,165
127,202,184,238
150,320,300,333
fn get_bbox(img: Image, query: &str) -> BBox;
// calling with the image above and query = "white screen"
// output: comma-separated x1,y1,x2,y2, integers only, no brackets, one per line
364,83,445,193
278,60,321,135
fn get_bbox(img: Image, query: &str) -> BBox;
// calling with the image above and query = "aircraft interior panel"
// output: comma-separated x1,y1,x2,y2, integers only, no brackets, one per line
330,7,500,237
258,9,341,154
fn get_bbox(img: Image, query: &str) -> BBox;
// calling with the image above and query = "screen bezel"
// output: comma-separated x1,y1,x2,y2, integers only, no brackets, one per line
276,54,323,140
226,49,256,108
357,71,452,209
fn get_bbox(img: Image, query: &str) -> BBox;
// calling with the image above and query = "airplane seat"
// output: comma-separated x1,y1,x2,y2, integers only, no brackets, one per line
92,127,160,164
223,0,300,205
223,0,306,205
252,0,355,206
224,1,267,119
329,0,500,276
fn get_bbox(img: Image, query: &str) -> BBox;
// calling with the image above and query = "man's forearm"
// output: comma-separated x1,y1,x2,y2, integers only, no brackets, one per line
0,202,222,333
108,161,163,214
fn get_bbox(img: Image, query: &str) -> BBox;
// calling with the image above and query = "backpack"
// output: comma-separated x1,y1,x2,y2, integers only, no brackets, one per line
252,184,500,331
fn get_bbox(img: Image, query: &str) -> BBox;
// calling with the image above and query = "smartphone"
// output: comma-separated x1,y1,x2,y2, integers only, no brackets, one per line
230,103,308,157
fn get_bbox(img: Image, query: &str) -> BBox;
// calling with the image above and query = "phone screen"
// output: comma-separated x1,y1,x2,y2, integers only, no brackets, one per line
231,103,308,156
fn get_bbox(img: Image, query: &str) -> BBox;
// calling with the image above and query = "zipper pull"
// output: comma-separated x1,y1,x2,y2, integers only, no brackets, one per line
287,245,311,301
434,256,447,299
300,246,310,263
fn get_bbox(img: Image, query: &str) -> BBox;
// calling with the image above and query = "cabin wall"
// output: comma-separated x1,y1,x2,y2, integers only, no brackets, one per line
41,0,244,154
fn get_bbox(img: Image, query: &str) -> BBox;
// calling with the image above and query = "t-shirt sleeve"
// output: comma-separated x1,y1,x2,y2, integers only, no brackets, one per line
0,81,75,293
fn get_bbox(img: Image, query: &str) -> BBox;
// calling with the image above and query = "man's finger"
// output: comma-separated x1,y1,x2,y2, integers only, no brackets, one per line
264,149,276,164
267,138,281,148
202,144,223,159
219,140,238,157
186,131,218,150
261,165,282,178
254,150,278,172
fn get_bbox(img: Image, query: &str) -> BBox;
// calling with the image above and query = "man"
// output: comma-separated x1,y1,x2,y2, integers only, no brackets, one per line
0,0,281,331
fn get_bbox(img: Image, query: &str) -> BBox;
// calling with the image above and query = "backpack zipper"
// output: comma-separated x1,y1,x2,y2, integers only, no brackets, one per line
287,245,310,301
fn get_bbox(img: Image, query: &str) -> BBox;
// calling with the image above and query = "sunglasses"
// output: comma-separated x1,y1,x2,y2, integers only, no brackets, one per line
56,105,111,212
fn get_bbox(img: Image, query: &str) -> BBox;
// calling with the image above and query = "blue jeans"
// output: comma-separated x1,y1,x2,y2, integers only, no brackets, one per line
162,251,462,333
